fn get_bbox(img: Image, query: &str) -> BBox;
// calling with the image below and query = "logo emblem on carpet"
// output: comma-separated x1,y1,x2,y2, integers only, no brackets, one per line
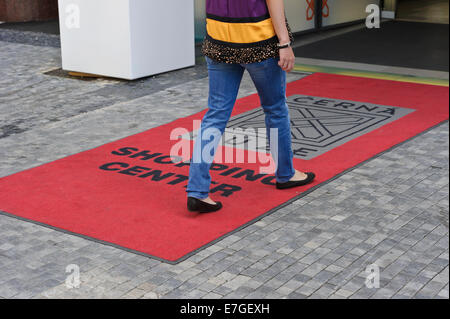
224,95,415,160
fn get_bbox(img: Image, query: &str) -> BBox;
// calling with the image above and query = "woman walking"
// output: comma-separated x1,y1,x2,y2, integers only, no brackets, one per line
187,0,316,213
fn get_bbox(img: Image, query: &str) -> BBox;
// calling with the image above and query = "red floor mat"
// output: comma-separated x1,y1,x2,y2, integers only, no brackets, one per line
0,73,448,263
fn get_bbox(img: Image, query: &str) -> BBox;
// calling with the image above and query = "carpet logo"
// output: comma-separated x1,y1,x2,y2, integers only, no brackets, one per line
98,148,280,198
224,95,415,160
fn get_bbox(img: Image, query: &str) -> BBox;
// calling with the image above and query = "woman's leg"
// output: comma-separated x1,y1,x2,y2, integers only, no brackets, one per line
186,57,245,200
244,57,295,183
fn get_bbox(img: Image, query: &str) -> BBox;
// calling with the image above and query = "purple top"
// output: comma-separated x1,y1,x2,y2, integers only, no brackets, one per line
206,0,269,18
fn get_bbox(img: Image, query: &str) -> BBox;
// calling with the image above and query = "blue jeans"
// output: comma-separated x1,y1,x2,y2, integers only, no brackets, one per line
187,56,295,199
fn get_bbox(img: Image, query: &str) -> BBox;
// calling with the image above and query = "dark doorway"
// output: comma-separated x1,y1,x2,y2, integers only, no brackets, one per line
397,0,449,24
293,20,449,71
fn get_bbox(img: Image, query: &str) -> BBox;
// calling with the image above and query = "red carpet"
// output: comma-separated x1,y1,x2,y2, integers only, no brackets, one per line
0,73,448,263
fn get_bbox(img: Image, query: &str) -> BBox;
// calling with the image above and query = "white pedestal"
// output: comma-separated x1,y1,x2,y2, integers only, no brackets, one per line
58,0,195,80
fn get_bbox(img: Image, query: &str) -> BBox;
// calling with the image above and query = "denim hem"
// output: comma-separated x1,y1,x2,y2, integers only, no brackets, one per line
276,172,295,184
187,192,209,200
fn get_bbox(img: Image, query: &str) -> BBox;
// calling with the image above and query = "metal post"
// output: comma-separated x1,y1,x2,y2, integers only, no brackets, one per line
315,0,323,30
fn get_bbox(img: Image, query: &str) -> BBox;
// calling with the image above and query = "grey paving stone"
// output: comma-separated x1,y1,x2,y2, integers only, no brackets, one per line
287,291,308,299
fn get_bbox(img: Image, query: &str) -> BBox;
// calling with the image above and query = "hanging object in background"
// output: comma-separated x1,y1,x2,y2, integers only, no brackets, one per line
306,0,330,21
322,0,330,18
306,0,315,21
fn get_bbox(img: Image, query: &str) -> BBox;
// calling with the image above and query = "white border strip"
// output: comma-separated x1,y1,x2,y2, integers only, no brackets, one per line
382,11,396,19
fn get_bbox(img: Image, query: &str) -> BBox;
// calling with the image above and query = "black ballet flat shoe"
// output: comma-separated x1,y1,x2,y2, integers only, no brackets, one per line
187,197,223,213
276,172,316,190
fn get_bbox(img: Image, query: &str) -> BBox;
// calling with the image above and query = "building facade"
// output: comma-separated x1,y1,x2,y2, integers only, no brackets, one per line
0,0,58,22
1,0,382,32
196,0,380,41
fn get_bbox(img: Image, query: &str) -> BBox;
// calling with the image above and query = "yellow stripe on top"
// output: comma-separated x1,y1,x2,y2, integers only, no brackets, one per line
206,18,276,44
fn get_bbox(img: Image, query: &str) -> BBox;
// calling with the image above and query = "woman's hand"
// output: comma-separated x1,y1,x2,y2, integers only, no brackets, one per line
266,0,295,72
278,46,295,72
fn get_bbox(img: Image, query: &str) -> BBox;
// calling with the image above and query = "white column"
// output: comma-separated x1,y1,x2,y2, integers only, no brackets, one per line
58,0,195,80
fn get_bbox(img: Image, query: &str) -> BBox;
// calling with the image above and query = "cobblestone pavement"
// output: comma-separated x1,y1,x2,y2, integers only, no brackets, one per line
0,35,448,299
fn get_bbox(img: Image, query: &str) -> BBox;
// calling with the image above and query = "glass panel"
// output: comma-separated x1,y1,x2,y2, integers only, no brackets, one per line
285,0,316,32
194,0,206,42
322,0,380,27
